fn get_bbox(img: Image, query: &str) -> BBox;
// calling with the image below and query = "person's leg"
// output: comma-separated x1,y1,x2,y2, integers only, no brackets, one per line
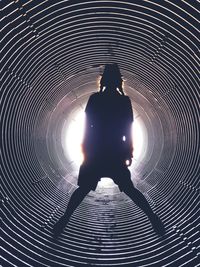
123,184,154,217
63,186,91,220
115,166,165,236
53,186,90,236
123,184,165,236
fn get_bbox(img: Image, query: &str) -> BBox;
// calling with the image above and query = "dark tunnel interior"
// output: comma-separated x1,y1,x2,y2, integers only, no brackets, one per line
1,1,199,266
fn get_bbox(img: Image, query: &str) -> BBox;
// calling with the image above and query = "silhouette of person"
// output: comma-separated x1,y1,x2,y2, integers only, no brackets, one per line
53,64,165,237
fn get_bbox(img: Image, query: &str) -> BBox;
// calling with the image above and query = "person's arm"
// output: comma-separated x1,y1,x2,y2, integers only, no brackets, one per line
124,97,134,165
82,94,96,158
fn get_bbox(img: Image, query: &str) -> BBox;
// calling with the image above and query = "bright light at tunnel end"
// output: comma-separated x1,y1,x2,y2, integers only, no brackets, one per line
64,112,85,166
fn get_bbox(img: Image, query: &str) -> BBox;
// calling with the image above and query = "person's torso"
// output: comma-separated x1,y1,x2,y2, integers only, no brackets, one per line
85,92,130,159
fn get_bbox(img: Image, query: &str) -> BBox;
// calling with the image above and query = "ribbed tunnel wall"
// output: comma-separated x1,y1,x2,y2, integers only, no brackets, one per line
1,1,199,266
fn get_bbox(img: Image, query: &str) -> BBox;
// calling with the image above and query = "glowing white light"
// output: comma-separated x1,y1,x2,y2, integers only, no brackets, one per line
65,112,85,166
98,177,114,188
125,159,130,166
132,118,145,161
64,111,146,169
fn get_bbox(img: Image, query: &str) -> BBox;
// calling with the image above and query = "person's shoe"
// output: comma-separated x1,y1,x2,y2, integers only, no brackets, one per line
52,216,69,238
149,214,165,236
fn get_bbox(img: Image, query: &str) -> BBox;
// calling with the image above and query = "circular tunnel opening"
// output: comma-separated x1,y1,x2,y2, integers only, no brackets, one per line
37,77,171,197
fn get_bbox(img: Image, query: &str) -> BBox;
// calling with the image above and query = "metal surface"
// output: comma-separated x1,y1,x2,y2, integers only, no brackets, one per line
1,1,199,266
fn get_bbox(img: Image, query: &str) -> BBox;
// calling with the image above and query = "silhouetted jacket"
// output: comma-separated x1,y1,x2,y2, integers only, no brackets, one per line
82,91,133,163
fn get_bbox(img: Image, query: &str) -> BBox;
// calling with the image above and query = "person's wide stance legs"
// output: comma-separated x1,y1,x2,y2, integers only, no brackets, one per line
53,187,90,236
123,185,165,236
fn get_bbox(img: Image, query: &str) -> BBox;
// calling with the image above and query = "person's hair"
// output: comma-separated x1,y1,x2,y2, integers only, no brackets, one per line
100,63,124,95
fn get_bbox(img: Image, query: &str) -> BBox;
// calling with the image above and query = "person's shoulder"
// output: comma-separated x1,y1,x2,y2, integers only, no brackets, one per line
89,92,101,98
120,94,131,102
123,94,130,99
121,95,132,108
87,92,101,105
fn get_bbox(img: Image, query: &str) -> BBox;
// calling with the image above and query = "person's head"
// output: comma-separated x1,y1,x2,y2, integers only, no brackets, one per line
100,63,124,95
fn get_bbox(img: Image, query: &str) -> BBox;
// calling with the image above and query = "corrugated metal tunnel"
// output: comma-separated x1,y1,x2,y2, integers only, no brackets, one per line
1,1,199,266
